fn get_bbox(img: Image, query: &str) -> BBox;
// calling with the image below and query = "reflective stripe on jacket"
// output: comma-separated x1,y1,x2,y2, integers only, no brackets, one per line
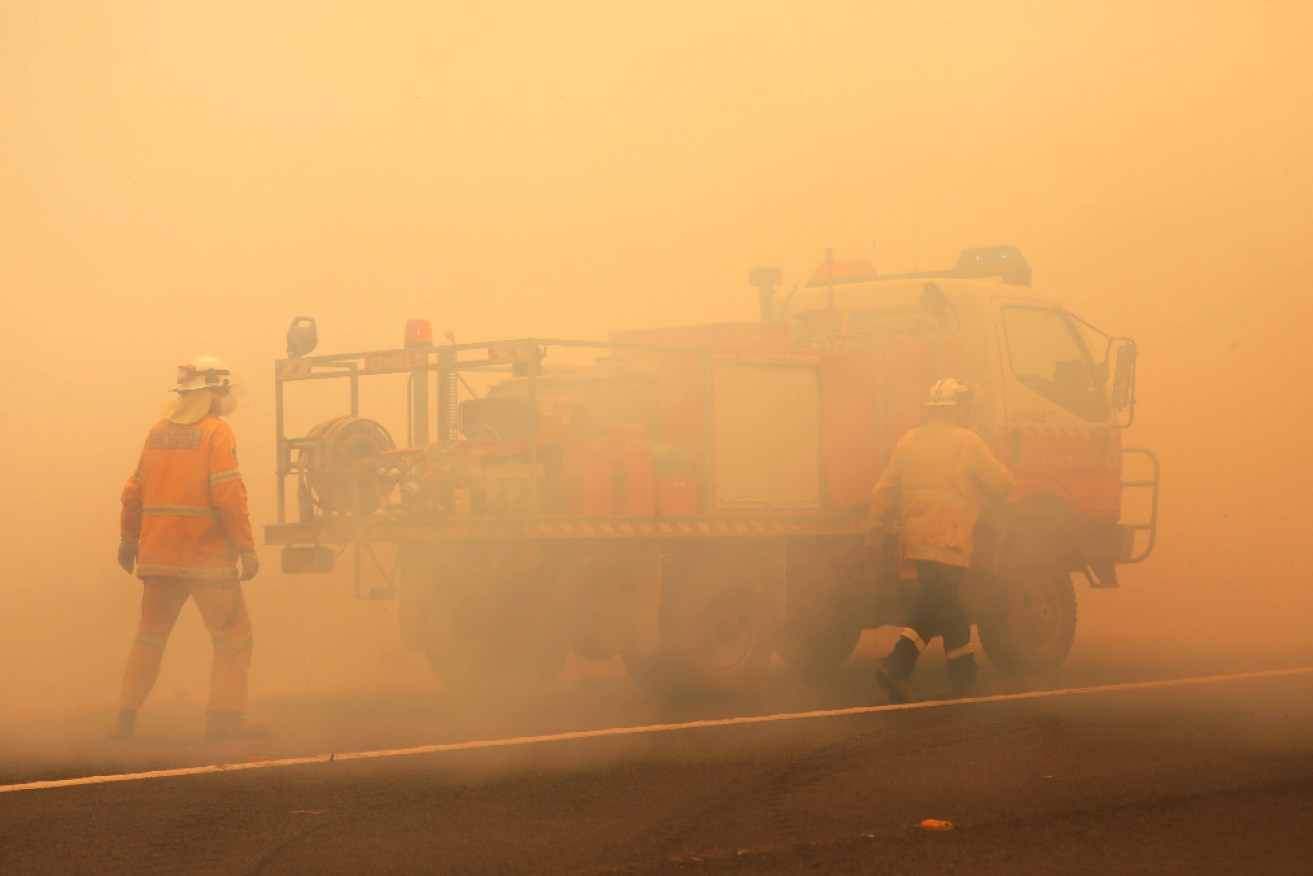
867,419,1015,568
120,417,253,580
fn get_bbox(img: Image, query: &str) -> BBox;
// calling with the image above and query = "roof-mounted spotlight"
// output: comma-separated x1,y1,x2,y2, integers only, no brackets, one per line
286,316,318,358
953,246,1031,286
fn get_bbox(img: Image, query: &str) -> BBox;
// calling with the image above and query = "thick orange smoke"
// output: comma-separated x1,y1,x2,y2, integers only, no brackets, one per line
0,2,1309,723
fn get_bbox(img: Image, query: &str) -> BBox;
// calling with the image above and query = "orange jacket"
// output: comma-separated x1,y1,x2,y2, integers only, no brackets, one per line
868,419,1015,569
120,416,254,581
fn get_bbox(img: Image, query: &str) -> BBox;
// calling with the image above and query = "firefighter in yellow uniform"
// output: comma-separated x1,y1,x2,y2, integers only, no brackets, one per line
868,378,1015,702
112,355,264,740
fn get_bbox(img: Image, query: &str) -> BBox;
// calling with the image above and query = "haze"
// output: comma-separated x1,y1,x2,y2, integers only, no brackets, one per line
1,2,1310,726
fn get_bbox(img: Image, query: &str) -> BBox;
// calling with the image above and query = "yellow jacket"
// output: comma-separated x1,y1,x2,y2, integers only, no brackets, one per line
868,419,1015,568
120,416,254,581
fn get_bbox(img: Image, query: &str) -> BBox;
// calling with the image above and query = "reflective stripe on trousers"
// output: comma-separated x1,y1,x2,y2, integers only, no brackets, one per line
899,628,928,652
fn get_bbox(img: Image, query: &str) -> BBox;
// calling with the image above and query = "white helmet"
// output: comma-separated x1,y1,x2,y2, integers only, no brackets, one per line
926,378,973,407
174,354,234,393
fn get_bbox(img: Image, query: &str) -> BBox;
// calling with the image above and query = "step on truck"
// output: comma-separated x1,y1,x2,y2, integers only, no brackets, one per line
267,245,1157,695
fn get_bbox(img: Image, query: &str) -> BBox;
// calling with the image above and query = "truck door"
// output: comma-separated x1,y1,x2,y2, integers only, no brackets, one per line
995,302,1120,523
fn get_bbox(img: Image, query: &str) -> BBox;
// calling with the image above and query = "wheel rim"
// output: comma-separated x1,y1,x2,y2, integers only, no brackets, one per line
690,591,759,674
1012,574,1065,650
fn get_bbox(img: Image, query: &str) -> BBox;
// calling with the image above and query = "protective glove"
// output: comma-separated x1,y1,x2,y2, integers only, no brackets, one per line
117,540,138,575
239,549,260,582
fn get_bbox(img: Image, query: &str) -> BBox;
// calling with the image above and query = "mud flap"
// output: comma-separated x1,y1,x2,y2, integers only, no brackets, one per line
1086,559,1119,589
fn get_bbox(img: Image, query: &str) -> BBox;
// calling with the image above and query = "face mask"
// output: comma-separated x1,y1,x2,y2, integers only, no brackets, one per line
215,391,239,417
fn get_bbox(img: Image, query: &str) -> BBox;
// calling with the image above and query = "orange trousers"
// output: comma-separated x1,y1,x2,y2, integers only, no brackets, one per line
118,576,253,714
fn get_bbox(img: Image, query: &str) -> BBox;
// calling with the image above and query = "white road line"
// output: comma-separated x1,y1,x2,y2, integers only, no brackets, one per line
3,666,1310,796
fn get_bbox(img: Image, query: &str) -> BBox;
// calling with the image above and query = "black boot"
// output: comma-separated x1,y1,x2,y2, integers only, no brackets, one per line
882,634,921,678
205,712,269,740
876,636,922,703
875,667,912,704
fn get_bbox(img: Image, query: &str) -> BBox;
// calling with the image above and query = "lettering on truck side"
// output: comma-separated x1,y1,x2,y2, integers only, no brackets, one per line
363,351,429,374
1011,409,1059,424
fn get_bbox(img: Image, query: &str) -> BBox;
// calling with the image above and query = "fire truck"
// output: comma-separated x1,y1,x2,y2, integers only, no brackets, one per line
266,246,1157,695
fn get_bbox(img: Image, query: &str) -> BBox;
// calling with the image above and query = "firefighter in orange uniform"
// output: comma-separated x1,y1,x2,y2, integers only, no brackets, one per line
112,355,264,740
867,378,1015,702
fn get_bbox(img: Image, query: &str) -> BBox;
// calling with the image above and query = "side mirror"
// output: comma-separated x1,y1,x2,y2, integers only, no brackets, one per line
1111,340,1137,424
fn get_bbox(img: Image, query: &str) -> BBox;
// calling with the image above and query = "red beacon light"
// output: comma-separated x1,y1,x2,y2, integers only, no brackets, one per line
404,319,433,348
809,259,877,283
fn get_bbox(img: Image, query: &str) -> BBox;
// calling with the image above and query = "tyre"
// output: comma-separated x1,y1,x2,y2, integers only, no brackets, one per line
624,550,778,698
978,553,1077,674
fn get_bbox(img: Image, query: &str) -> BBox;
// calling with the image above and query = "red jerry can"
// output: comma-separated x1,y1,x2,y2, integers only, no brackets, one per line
570,436,616,516
601,424,654,518
580,436,616,516
621,438,656,517
657,477,700,516
652,443,699,516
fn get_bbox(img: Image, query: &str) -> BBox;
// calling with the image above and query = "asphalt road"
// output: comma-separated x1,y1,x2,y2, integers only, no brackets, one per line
3,650,1312,875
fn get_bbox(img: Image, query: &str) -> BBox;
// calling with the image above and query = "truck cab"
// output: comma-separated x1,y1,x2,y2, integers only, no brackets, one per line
770,247,1157,672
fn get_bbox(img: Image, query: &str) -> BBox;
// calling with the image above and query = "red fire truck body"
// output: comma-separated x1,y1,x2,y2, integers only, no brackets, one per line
266,247,1157,694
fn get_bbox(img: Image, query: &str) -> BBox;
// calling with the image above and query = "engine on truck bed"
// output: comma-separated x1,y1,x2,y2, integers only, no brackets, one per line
296,358,673,520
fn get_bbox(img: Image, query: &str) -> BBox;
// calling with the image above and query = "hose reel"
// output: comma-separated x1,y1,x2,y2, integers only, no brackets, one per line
298,416,396,515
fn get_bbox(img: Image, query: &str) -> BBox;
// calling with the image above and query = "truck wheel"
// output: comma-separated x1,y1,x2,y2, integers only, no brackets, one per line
978,559,1077,675
624,552,778,698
